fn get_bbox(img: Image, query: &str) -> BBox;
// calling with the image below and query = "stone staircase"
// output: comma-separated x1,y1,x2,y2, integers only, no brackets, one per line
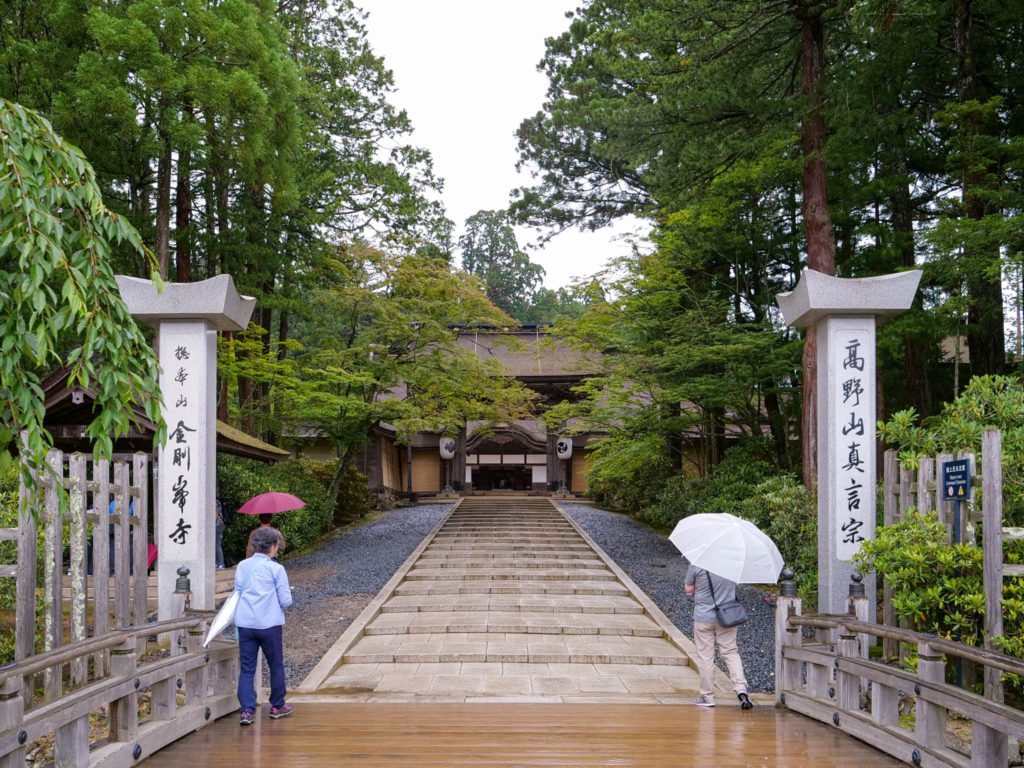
297,497,704,702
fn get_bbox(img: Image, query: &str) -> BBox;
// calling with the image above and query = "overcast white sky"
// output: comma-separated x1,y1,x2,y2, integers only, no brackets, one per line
357,0,644,290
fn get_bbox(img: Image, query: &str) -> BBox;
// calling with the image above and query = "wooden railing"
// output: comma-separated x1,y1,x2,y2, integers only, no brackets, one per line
775,571,1024,768
0,587,238,768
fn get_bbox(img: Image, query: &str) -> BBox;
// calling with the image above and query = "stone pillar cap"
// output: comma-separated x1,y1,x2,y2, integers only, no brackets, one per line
777,269,922,327
116,274,256,332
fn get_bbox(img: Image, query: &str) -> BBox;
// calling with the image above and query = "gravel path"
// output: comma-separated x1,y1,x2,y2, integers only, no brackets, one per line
279,500,776,693
559,502,776,693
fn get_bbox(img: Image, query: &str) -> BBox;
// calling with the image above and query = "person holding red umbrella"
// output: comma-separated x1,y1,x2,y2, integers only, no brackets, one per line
246,514,285,560
237,491,305,560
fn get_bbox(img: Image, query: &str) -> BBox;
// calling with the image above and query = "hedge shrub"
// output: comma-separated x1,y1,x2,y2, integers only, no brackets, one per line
217,455,338,563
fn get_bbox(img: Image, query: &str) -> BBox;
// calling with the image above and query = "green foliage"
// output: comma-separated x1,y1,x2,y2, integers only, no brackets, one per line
0,100,164,488
738,475,818,606
458,209,544,320
216,455,334,561
638,444,776,530
854,511,1024,694
585,433,674,515
879,375,1024,523
226,247,537,497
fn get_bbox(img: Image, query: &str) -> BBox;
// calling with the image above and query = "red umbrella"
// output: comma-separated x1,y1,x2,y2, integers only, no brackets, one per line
237,491,306,516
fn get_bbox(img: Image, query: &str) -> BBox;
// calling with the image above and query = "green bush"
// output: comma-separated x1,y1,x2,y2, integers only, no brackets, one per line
880,374,1024,524
854,510,1024,697
638,443,777,531
0,466,19,663
586,433,675,514
217,455,336,562
739,475,818,606
325,462,372,525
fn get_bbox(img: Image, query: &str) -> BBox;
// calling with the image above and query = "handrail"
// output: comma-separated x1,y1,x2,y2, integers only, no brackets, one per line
789,613,1024,677
0,615,203,683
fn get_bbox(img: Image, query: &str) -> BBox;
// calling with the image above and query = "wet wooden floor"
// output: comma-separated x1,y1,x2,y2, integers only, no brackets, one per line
140,703,902,767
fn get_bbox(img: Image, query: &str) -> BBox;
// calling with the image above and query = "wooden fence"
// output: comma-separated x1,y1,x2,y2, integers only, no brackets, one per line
882,430,1011,676
775,574,1024,767
775,428,1022,766
0,449,237,767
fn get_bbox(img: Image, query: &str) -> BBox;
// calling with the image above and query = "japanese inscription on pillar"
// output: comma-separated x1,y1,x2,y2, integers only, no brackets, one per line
829,319,875,561
160,328,202,560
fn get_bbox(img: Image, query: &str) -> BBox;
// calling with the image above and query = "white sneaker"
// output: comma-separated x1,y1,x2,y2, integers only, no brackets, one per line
694,695,716,707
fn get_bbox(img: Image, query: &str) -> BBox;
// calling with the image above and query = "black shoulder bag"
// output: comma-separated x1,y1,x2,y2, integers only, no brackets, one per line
706,571,748,628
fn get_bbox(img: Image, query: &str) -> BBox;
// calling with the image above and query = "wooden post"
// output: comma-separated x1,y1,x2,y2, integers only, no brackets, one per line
15,456,39,706
915,641,946,751
836,622,860,712
132,454,149,625
958,450,975,545
936,452,954,539
982,430,1005,716
882,450,898,660
92,457,111,678
108,636,138,742
168,568,190,658
848,573,870,690
43,449,63,702
0,675,25,768
917,456,935,515
68,453,88,688
213,655,237,697
872,678,899,727
775,569,801,706
150,674,177,722
113,461,131,628
54,714,89,768
185,623,209,707
898,462,912,521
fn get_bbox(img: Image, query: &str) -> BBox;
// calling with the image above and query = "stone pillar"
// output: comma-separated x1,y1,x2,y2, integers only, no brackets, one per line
117,274,255,618
777,269,920,616
454,425,467,492
546,431,559,492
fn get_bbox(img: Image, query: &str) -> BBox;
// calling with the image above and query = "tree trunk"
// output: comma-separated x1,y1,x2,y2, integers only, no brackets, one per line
174,137,191,283
952,0,1004,375
796,4,837,492
218,331,231,423
892,167,930,415
155,116,173,280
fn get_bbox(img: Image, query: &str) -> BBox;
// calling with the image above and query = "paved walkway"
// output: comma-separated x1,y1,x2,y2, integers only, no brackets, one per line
295,497,720,703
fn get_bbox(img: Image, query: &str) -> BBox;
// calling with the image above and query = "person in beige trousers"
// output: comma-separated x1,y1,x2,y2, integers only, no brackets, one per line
684,564,754,709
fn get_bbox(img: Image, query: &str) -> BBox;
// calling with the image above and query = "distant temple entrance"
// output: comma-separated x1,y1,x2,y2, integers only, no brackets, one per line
342,325,603,497
472,466,532,492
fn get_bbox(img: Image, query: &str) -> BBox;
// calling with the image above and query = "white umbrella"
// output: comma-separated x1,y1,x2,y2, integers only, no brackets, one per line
668,512,784,583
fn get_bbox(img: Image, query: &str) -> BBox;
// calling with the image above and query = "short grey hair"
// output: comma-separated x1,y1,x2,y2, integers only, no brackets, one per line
251,526,279,555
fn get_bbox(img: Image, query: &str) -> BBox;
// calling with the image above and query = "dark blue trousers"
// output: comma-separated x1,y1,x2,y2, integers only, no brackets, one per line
237,625,286,711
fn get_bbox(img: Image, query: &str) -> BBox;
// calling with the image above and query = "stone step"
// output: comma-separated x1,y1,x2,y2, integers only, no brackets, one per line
440,528,574,534
378,593,645,615
403,567,616,582
318,662,698,699
430,535,582,543
420,549,595,560
427,540,590,548
410,557,607,570
394,580,630,596
362,610,665,638
343,633,689,666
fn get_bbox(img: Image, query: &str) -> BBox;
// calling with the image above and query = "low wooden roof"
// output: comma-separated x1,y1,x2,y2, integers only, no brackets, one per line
41,367,290,463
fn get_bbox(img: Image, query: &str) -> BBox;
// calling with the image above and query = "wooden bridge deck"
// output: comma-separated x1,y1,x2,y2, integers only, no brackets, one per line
140,703,903,767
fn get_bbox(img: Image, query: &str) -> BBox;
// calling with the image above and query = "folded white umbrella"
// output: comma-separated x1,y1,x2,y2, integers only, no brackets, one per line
668,512,784,584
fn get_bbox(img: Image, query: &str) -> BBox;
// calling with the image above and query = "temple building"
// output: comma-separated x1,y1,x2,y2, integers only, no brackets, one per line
348,324,603,496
